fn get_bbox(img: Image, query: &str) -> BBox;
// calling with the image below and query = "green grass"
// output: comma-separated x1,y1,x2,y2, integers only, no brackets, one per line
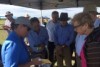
0,19,5,29
0,19,5,24
0,19,8,45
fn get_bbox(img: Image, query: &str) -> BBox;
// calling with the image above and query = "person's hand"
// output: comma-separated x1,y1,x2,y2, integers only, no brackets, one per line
19,58,42,67
56,45,62,50
55,45,62,55
3,25,10,30
32,58,42,65
39,44,45,50
40,43,45,47
62,44,67,48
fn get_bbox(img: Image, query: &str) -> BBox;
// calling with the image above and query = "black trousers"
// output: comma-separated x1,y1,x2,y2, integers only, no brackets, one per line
47,41,56,67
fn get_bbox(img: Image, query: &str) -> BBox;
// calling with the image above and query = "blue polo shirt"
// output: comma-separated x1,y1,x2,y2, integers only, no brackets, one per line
1,31,30,67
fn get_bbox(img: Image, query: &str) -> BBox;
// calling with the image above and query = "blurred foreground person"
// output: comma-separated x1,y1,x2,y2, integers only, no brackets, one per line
1,17,41,67
72,12,100,67
75,5,100,67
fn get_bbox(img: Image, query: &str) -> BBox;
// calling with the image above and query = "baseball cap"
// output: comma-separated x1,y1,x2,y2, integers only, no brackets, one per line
15,17,30,28
5,11,13,17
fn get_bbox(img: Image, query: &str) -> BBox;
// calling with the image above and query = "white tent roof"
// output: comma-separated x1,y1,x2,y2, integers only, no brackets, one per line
0,0,100,10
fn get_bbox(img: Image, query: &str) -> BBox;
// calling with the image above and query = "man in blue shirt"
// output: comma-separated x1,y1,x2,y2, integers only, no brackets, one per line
1,17,42,67
28,17,48,59
54,13,74,67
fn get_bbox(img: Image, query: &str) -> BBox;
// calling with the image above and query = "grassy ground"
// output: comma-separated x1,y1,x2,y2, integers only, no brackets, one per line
0,19,7,45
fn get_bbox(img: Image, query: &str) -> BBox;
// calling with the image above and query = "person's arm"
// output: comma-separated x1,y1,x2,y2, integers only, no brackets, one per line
46,20,50,29
27,31,35,48
54,26,58,45
3,20,11,30
66,26,74,46
19,58,42,67
44,28,49,45
4,42,20,67
36,28,49,50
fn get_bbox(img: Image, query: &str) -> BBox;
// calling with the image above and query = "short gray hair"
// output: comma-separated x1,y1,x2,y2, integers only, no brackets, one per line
72,12,94,28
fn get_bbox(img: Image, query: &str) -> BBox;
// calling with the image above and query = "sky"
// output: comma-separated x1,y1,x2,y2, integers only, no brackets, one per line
0,4,100,19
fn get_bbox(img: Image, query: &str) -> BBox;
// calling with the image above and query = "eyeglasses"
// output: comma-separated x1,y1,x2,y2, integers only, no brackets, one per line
73,23,85,29
23,25,31,31
73,24,85,31
74,24,82,29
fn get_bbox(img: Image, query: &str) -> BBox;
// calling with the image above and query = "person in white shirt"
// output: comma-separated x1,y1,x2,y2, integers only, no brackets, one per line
3,11,15,34
46,11,59,67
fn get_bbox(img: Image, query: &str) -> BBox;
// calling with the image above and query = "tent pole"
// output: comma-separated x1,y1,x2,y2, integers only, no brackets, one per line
41,10,43,23
39,0,43,23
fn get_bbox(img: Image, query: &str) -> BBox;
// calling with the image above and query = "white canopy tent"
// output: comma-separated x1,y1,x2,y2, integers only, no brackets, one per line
0,0,100,10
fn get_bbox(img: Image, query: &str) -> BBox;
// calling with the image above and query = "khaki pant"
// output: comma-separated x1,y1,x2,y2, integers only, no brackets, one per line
55,46,72,67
